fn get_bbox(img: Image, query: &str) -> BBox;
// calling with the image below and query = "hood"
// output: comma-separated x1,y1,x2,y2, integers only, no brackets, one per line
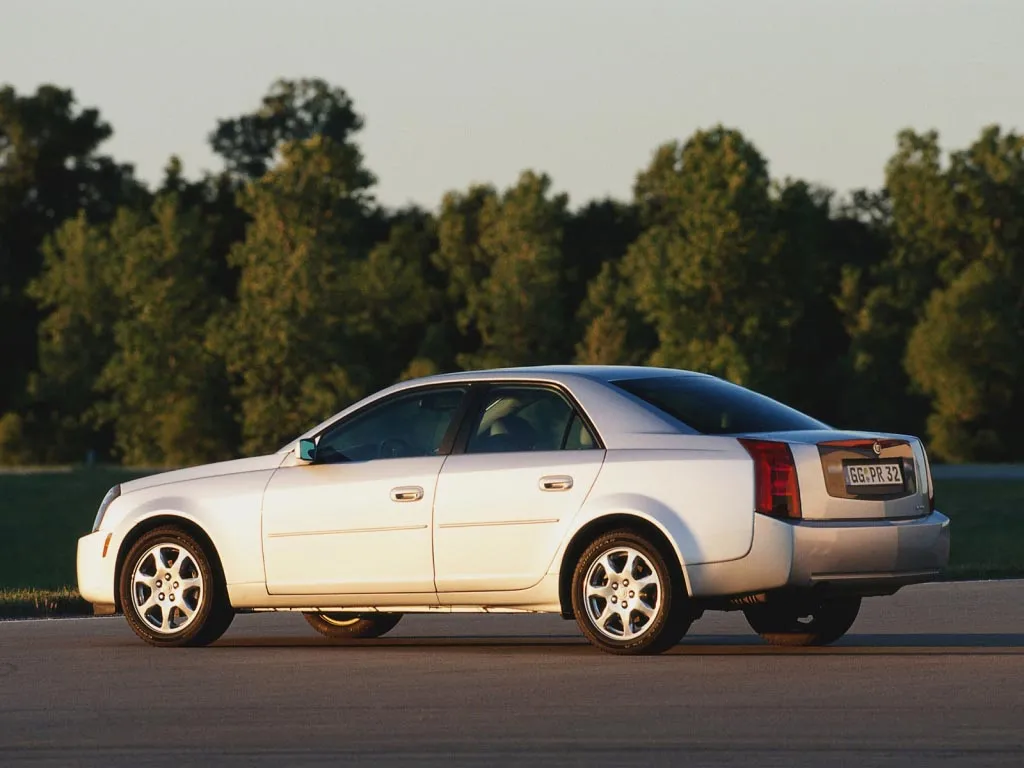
119,454,287,495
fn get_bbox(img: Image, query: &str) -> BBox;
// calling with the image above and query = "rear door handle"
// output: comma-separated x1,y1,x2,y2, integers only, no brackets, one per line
539,475,573,492
390,486,424,502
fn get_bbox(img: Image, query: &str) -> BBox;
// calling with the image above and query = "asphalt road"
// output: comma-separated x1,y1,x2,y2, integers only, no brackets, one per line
2,581,1023,767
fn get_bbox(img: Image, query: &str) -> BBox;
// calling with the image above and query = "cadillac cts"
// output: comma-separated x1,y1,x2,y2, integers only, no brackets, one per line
77,366,950,655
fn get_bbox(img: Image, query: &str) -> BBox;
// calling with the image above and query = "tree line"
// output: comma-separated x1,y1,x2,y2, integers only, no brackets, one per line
1,78,1022,466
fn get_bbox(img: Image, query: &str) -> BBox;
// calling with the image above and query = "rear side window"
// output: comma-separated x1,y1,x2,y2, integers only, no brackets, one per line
465,386,598,453
612,376,826,435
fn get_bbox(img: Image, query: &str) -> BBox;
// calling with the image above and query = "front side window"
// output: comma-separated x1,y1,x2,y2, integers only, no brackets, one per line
613,375,826,435
316,387,466,462
466,386,597,454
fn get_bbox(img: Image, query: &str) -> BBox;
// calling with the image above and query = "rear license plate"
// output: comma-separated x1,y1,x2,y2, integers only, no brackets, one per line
844,462,904,487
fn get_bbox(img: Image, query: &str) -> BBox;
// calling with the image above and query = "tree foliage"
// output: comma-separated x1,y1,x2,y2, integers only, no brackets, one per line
904,128,1024,460
624,128,794,393
210,78,364,179
22,212,118,461
435,172,571,370
96,197,235,466
2,78,1023,465
213,135,377,454
0,85,143,417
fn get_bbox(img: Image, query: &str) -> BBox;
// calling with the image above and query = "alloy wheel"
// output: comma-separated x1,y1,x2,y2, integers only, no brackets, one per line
583,546,662,641
130,542,205,634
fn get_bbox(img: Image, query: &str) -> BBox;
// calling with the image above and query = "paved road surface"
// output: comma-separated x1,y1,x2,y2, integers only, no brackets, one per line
2,581,1023,767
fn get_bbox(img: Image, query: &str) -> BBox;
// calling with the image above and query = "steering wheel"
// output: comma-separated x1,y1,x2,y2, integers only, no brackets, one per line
378,437,415,459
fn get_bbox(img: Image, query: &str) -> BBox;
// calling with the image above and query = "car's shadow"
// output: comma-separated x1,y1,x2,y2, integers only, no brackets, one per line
197,632,1024,655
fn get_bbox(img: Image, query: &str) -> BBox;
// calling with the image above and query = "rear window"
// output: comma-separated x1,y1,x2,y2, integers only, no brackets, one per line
612,375,826,435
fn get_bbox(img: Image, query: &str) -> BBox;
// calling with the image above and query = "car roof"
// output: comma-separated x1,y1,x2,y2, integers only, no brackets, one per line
402,365,709,386
286,365,707,450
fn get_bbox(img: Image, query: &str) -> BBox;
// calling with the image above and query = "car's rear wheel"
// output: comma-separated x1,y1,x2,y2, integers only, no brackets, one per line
743,595,861,646
571,530,694,655
118,526,234,647
303,612,403,640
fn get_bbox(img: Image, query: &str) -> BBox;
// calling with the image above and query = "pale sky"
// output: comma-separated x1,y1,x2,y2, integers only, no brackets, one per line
3,0,1022,210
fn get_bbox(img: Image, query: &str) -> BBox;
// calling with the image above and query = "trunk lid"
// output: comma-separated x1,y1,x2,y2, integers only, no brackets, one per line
736,429,932,521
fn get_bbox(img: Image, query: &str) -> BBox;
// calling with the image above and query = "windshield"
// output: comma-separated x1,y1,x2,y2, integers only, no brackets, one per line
612,375,827,435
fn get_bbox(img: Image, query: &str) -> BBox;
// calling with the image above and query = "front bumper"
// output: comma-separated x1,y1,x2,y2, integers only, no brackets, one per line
76,530,118,609
686,510,951,598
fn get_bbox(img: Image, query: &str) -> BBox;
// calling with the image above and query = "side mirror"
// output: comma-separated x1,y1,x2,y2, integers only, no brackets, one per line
297,438,317,462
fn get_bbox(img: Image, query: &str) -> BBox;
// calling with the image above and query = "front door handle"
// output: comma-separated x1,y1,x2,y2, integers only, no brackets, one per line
390,486,424,502
539,475,573,492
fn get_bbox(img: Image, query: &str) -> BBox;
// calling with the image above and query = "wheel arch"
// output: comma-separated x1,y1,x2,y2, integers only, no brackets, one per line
113,515,228,613
557,513,691,619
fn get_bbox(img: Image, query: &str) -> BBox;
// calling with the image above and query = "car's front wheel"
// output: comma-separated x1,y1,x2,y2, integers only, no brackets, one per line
303,612,403,640
743,595,861,646
571,530,694,655
118,526,234,647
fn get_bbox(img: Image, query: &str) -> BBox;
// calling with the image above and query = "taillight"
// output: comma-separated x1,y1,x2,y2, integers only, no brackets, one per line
738,439,802,519
922,445,935,513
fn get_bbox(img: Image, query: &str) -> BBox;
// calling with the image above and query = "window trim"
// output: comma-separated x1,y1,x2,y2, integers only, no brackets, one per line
451,381,605,455
312,383,477,463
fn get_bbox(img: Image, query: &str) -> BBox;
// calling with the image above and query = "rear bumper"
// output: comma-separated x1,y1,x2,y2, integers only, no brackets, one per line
686,511,950,598
787,510,950,593
76,530,117,609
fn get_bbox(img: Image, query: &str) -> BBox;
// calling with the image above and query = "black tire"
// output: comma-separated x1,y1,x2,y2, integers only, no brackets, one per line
303,612,403,640
743,596,861,646
571,530,694,655
118,526,234,647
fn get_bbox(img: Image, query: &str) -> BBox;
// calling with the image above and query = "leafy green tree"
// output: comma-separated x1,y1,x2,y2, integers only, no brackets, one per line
0,85,143,417
434,172,571,370
574,259,655,365
430,186,495,368
770,181,853,424
210,79,364,179
0,412,34,465
213,135,380,454
906,260,1023,461
23,212,120,462
157,157,247,302
904,127,1024,460
347,208,440,386
96,196,235,466
623,127,794,393
563,199,640,328
839,131,954,434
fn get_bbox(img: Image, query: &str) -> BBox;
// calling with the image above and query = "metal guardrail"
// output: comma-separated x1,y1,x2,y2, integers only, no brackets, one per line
931,464,1024,480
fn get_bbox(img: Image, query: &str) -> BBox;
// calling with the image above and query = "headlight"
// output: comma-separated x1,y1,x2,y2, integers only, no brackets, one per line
92,484,121,532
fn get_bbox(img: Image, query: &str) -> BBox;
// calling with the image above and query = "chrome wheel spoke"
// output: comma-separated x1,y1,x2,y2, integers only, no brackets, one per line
585,581,614,600
169,553,192,580
633,573,657,589
132,541,205,635
583,545,663,642
623,551,638,579
151,547,169,571
633,599,656,619
134,572,157,589
618,607,634,639
595,602,614,628
597,553,619,578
